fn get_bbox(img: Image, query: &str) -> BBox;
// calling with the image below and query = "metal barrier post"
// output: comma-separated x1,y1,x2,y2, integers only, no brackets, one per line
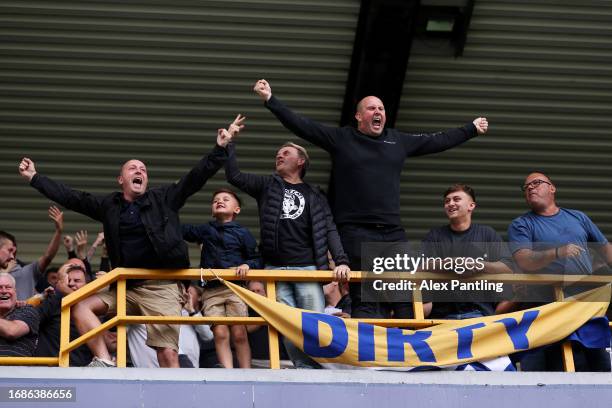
266,280,281,369
116,279,127,368
412,289,425,320
58,304,71,367
554,285,575,372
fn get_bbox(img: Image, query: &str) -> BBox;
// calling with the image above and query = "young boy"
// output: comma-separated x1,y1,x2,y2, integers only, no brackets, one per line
182,189,261,368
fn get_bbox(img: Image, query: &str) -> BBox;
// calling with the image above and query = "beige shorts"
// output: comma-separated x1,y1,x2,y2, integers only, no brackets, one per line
201,285,248,318
97,280,184,351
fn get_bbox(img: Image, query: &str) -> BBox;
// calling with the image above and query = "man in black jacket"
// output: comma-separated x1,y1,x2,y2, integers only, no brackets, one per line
225,118,350,368
18,124,237,367
253,79,489,319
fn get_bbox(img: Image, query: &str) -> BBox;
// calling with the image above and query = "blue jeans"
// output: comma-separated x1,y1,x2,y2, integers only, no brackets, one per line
266,265,324,369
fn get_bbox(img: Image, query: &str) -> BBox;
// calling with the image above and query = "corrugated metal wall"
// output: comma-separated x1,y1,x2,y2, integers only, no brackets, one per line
396,0,612,240
3,0,611,268
0,0,360,266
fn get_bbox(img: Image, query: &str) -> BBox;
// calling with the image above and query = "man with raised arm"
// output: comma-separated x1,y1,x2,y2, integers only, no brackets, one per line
35,259,93,366
253,79,488,319
18,121,238,367
225,116,350,368
2,206,64,301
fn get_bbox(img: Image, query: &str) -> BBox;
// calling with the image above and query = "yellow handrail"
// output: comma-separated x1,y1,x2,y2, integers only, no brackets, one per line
1,269,610,369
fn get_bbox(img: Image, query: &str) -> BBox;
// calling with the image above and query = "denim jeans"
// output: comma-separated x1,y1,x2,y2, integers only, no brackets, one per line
266,265,324,369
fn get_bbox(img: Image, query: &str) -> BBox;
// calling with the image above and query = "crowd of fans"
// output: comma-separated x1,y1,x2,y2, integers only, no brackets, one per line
0,220,289,368
1,80,610,371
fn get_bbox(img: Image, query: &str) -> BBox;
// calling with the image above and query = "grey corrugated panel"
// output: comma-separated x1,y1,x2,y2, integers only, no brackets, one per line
0,0,359,268
396,0,612,241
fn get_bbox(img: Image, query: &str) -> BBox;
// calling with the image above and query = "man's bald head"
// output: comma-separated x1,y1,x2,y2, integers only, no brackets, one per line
117,159,149,202
522,171,557,214
355,96,386,137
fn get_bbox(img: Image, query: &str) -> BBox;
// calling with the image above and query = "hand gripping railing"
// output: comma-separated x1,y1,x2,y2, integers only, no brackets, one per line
1,270,610,371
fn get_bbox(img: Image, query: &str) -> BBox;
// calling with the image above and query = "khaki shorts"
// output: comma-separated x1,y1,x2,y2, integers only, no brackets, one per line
97,280,184,351
201,286,248,318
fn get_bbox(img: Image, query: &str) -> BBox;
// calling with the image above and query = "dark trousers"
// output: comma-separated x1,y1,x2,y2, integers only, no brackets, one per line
338,223,413,319
519,342,611,372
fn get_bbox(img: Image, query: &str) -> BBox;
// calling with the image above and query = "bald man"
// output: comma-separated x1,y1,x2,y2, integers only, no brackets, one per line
508,172,612,372
19,122,239,367
253,79,488,319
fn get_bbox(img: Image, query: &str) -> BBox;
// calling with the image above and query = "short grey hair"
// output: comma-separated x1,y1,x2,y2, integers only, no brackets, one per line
0,272,16,287
278,142,310,178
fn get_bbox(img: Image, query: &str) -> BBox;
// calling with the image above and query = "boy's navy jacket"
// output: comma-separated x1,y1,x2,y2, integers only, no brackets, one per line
182,221,262,271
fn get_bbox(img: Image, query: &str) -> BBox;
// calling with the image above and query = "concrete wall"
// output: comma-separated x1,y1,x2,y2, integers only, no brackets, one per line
1,368,611,408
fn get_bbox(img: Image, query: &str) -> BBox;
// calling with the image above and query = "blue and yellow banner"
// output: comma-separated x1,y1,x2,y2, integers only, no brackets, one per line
224,281,610,368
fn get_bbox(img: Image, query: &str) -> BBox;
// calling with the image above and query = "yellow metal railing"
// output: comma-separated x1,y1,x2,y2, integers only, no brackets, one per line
1,269,611,370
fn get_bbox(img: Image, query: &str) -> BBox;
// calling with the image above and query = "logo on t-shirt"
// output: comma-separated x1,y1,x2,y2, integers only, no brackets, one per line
281,189,305,220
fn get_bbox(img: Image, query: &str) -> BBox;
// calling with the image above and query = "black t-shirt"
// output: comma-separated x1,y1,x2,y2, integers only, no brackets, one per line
0,306,39,357
119,198,162,269
422,224,513,262
35,292,93,366
271,181,315,266
422,223,513,318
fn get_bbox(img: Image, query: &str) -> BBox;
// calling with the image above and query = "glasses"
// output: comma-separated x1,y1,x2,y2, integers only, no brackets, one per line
521,179,552,192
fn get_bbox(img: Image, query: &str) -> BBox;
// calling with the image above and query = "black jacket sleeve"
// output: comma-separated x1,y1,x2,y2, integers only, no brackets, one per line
321,196,349,266
265,96,340,152
224,143,269,199
30,174,105,222
402,123,478,157
99,256,111,272
165,144,228,210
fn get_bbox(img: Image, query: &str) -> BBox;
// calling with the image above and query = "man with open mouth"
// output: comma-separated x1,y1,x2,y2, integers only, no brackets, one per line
18,117,241,368
0,272,40,357
253,79,488,320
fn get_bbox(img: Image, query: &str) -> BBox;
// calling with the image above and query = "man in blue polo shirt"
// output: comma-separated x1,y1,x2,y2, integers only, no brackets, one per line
508,171,612,371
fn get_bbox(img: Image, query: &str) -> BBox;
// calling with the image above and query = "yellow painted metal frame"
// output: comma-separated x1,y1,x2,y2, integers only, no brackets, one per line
1,269,610,370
